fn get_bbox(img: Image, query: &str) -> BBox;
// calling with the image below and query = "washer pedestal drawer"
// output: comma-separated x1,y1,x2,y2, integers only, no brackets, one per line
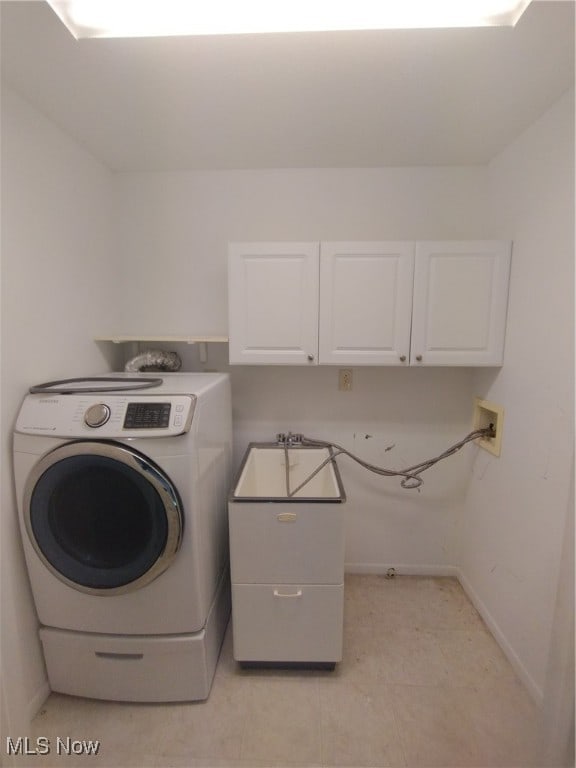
40,628,216,701
38,569,231,702
231,583,343,664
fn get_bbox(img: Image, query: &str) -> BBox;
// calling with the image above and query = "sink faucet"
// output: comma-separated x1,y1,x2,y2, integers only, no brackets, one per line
276,432,303,447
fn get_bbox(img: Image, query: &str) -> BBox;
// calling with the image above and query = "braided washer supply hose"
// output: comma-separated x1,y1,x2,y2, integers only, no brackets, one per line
286,426,496,497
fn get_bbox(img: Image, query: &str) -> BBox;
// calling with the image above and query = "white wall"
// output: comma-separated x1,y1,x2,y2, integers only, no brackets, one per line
458,89,575,701
113,167,491,571
0,87,121,736
113,167,491,336
539,461,574,766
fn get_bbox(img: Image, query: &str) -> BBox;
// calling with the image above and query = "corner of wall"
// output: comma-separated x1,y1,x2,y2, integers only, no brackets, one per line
458,87,575,699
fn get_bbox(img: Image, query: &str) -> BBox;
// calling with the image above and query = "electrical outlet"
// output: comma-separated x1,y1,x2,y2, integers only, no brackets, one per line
338,368,353,391
472,397,504,456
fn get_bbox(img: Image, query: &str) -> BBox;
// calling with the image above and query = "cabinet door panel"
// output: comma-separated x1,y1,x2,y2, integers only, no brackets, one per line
228,242,319,364
232,583,343,663
319,242,414,365
229,500,344,585
411,241,511,365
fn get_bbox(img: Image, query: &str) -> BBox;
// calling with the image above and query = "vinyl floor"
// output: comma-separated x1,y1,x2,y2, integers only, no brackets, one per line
24,575,541,767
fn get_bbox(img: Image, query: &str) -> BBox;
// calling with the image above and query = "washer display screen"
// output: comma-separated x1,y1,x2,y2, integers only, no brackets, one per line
124,402,171,429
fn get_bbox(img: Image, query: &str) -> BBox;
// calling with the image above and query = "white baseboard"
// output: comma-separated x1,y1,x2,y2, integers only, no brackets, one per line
27,680,50,722
345,562,458,577
455,567,543,705
344,561,543,706
2,681,50,768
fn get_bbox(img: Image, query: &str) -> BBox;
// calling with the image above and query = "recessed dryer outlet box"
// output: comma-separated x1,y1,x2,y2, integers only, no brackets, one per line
472,398,504,457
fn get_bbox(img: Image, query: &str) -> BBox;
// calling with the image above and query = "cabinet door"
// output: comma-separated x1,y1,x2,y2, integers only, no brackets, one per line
228,242,319,364
318,242,414,365
411,241,511,365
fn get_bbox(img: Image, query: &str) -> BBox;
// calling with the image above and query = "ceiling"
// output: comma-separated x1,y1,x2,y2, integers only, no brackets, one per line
1,1,574,171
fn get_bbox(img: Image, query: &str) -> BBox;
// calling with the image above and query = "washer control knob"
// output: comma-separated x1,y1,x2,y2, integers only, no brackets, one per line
84,403,111,428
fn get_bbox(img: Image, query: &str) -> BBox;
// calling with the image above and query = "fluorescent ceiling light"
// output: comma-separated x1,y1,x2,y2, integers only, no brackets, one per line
46,0,533,39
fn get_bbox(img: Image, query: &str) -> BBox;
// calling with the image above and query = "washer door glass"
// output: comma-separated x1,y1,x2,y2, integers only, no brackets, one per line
25,442,183,594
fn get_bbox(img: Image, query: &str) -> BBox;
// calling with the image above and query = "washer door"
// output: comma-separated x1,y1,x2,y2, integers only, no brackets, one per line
23,441,183,595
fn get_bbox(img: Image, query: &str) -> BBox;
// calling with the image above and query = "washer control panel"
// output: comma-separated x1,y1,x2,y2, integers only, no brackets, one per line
16,394,196,438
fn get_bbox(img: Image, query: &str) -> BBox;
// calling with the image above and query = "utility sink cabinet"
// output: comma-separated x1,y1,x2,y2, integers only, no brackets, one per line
228,443,345,668
228,240,511,366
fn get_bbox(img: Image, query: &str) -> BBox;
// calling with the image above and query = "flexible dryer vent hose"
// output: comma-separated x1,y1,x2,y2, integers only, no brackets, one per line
124,349,182,373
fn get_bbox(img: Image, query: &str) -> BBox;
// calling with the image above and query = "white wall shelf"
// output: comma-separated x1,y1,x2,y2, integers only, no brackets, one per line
95,335,229,344
95,336,229,365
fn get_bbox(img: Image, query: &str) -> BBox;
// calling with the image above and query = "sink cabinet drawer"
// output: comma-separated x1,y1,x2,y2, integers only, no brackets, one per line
231,583,343,663
229,502,344,584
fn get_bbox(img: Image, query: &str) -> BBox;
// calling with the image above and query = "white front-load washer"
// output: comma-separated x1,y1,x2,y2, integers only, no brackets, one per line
13,373,232,702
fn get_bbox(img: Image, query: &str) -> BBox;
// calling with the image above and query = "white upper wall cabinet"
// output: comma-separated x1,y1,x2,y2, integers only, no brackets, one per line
411,241,511,366
319,242,414,365
228,240,511,366
228,242,320,365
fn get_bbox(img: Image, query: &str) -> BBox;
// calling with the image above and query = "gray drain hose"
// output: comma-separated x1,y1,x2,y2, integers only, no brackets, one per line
29,377,163,394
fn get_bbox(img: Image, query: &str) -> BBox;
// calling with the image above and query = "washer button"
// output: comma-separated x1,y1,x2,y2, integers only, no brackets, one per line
84,403,111,428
